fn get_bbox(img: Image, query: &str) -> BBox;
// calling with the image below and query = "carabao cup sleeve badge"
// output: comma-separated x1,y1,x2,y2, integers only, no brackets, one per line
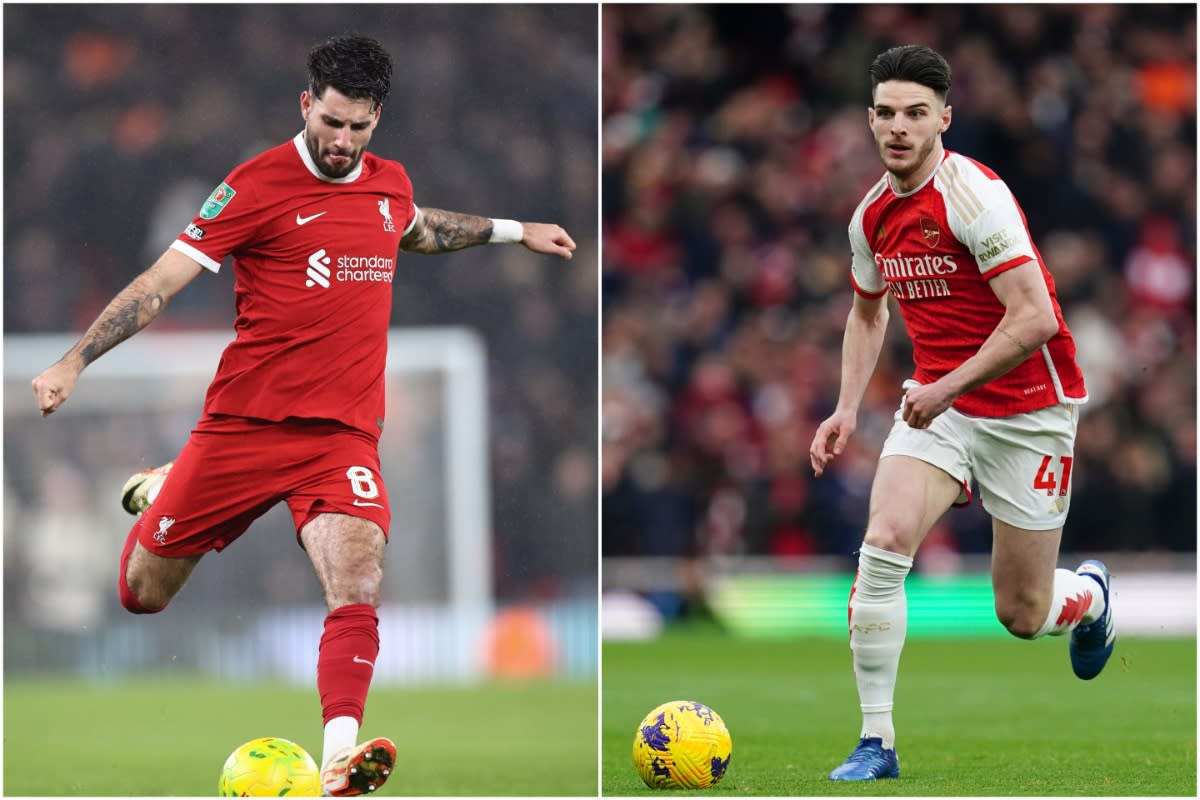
200,182,237,220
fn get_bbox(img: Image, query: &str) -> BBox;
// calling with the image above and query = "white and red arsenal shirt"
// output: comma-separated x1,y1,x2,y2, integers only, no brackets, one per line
848,150,1087,417
171,133,417,438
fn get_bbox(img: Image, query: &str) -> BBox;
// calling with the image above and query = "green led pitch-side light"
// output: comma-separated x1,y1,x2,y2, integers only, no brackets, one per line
707,574,1006,638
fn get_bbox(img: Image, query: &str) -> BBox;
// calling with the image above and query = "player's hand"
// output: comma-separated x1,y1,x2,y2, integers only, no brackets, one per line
521,222,577,260
32,359,81,417
810,409,857,477
901,380,955,429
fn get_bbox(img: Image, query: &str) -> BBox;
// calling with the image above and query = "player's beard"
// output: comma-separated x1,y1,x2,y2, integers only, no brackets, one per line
880,135,938,186
304,130,363,179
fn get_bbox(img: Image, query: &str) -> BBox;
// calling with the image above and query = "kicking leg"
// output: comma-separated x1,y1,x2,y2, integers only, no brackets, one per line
831,455,961,781
301,513,395,796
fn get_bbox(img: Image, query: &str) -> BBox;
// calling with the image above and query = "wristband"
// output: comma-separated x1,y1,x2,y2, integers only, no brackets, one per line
489,218,524,244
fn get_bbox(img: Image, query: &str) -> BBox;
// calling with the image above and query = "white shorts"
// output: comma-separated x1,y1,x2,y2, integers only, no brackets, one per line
879,384,1080,531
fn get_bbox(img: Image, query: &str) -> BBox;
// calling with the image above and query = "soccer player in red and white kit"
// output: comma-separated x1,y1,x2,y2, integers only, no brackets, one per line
31,34,576,796
809,45,1114,781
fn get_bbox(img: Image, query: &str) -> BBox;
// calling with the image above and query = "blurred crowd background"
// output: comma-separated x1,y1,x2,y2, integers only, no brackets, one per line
602,4,1195,579
4,3,597,645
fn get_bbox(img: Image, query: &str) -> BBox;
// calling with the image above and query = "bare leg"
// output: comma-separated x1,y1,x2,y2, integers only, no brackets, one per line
991,518,1105,643
300,512,386,610
124,540,202,610
863,455,962,555
990,519,1061,638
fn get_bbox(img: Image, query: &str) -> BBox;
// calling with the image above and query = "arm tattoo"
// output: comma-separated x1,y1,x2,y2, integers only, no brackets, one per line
998,328,1031,356
402,208,493,254
78,281,166,366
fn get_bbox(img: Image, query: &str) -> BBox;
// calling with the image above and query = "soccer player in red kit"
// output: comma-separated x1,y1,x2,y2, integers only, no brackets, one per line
31,34,576,796
809,45,1114,781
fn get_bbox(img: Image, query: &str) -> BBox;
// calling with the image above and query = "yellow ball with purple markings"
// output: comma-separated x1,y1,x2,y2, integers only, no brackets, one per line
632,700,732,789
218,737,321,796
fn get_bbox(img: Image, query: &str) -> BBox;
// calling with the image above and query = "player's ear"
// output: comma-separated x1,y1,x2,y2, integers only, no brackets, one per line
300,90,312,120
940,104,952,134
868,106,876,128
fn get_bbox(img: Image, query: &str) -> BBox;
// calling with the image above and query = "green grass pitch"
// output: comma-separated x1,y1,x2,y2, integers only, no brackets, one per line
4,676,597,796
604,626,1195,796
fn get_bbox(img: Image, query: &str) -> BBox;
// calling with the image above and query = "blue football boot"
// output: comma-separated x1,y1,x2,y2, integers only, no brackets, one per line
828,737,899,781
1069,559,1115,680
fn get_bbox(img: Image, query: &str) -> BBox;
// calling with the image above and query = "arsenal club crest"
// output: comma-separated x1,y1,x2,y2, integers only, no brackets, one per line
920,216,940,249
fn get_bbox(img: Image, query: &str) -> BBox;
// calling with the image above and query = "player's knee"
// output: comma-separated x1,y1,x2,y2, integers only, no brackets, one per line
326,567,383,609
995,598,1044,640
862,522,913,558
120,546,199,614
353,576,383,608
119,568,169,614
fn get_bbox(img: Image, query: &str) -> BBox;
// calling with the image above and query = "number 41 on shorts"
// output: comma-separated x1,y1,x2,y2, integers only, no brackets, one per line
1033,455,1072,497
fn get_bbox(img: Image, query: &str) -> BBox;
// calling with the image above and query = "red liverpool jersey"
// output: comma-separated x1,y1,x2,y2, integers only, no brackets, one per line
848,150,1087,417
171,133,417,438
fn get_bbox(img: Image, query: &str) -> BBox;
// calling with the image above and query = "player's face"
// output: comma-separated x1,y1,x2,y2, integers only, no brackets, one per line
301,87,382,179
868,81,951,191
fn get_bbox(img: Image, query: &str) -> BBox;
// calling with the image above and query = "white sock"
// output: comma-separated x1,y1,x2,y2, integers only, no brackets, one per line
849,543,913,750
321,716,359,771
1032,568,1106,638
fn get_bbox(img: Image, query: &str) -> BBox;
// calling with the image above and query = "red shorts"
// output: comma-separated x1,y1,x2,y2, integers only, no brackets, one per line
134,414,391,557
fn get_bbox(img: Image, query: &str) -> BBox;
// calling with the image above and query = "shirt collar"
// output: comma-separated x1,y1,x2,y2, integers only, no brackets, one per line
293,132,363,183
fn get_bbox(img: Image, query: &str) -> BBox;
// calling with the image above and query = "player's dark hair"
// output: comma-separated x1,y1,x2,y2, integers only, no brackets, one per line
869,45,952,102
307,34,393,109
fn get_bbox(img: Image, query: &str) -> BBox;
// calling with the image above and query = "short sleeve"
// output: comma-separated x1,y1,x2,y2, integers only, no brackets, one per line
849,194,887,297
939,156,1036,278
402,202,418,236
170,167,259,273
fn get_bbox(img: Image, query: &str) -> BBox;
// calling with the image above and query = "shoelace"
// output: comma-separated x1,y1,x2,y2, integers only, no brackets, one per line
846,741,884,762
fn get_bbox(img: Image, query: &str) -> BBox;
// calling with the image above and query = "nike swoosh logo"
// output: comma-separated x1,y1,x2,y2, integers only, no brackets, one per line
296,211,327,226
352,499,384,508
353,655,375,667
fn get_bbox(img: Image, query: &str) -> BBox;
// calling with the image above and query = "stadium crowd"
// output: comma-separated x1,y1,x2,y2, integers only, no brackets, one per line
602,5,1195,568
4,4,598,613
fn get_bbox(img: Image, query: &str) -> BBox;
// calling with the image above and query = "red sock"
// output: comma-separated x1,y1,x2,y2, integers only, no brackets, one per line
317,603,380,725
117,519,164,614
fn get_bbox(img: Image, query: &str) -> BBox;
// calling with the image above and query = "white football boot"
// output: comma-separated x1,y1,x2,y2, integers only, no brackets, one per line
120,462,174,515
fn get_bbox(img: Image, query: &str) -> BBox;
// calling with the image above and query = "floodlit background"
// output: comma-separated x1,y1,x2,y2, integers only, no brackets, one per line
4,4,598,796
601,5,1194,795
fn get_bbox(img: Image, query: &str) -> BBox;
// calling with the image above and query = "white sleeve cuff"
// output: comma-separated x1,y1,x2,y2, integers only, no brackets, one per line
170,239,222,273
